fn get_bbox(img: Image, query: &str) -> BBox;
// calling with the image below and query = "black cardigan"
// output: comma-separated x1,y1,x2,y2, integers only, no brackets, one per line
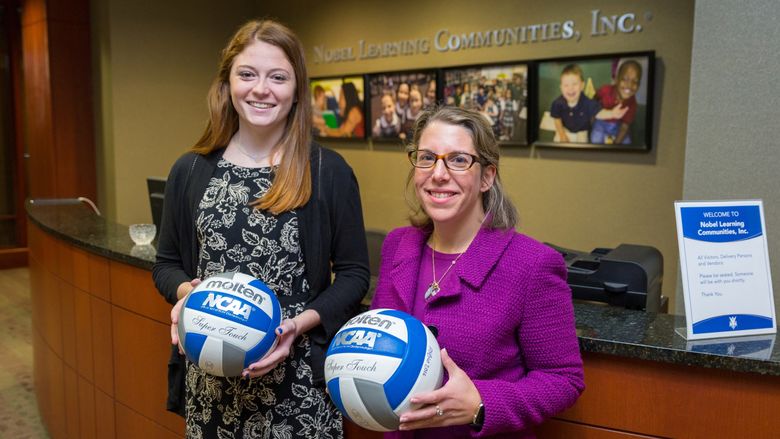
152,144,369,415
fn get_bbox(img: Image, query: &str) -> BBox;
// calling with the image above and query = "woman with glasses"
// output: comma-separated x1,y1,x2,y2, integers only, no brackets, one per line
371,106,584,438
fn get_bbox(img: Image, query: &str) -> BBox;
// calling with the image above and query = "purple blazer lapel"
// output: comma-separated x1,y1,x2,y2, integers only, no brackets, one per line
427,227,516,303
455,227,515,290
389,228,428,312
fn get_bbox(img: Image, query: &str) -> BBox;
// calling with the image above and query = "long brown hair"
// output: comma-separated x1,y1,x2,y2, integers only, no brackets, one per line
192,19,312,214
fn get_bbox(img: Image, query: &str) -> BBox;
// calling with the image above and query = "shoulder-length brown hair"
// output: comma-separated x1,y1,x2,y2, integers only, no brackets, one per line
405,106,519,230
192,19,312,214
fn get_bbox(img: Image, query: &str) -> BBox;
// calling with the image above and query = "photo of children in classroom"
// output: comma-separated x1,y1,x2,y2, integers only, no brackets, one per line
368,72,437,141
311,76,366,139
442,64,528,144
537,55,651,148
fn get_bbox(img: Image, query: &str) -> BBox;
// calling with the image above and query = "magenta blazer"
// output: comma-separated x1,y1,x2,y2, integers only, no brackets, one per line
371,226,584,438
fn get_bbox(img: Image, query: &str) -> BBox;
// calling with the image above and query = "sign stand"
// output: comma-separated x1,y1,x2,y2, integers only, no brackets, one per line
674,200,775,340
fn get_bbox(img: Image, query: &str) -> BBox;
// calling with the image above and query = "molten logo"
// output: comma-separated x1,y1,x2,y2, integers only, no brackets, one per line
205,279,266,305
202,293,251,319
333,329,380,349
346,314,394,330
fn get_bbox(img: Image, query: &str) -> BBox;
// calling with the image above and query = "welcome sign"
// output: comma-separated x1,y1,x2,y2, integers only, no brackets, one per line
675,200,776,340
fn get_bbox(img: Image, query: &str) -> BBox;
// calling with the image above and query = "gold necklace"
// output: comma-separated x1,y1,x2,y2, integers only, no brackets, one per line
424,238,466,300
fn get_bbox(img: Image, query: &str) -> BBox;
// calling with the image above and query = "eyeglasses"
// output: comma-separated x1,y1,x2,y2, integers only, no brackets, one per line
408,149,484,171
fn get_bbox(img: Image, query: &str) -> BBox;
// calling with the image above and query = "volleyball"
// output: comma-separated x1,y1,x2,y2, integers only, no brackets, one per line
325,309,443,431
177,272,282,377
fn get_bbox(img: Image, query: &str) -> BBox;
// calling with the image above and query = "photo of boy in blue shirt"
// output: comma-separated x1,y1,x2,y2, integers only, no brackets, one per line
550,64,627,143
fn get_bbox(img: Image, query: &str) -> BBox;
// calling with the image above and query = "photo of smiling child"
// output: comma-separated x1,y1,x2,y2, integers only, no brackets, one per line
368,71,436,140
400,87,424,140
395,82,410,124
591,60,643,145
550,64,600,143
536,54,652,149
442,63,529,144
550,64,628,143
372,92,401,137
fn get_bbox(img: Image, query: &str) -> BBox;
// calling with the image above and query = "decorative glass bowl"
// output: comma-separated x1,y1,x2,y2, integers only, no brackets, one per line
129,223,156,246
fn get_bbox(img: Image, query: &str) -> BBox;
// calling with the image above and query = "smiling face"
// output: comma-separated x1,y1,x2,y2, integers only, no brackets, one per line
560,72,584,106
381,94,395,120
409,89,423,114
617,63,641,100
426,80,436,101
414,121,495,230
229,41,296,135
397,83,410,105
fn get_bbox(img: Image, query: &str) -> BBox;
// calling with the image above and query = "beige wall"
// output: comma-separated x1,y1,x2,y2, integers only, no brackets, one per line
93,0,693,311
91,0,258,221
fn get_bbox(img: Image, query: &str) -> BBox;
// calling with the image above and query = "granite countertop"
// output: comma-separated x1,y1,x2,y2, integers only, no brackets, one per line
574,302,779,375
27,199,156,270
27,201,780,377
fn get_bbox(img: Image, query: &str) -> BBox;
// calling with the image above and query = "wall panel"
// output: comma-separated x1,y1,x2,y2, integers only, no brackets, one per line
21,0,96,201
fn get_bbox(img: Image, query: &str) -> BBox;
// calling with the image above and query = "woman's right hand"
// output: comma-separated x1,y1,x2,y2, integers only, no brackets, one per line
398,348,482,431
171,279,201,354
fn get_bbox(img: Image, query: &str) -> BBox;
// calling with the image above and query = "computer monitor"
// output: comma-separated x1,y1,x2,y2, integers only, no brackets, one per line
146,177,166,231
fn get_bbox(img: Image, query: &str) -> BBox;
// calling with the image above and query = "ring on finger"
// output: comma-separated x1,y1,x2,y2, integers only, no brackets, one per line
435,405,444,417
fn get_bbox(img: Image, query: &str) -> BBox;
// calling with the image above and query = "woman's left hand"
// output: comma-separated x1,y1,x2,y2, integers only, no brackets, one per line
398,348,482,431
242,318,298,378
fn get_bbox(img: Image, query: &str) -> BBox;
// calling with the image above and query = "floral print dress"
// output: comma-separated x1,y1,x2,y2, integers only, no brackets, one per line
185,159,343,439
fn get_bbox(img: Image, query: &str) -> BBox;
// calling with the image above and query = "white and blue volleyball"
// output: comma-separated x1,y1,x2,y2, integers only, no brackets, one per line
325,309,443,431
177,272,282,377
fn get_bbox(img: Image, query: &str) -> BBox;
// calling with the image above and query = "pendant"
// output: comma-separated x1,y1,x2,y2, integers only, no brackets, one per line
425,282,440,300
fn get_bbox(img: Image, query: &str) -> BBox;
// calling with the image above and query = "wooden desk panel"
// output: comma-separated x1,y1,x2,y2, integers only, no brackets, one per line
60,280,77,368
73,287,95,381
71,246,90,292
91,296,114,396
64,366,80,439
551,352,780,438
87,253,111,301
115,403,182,439
95,388,116,438
56,238,74,285
537,418,661,438
112,305,185,433
77,375,97,439
40,268,63,357
29,222,182,438
110,260,170,324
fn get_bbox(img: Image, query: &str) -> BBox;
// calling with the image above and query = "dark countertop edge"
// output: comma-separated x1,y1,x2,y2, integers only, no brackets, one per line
579,337,779,376
26,205,154,271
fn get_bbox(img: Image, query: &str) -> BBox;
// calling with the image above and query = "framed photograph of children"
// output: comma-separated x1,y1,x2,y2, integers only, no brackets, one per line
533,51,655,150
367,70,438,142
310,75,367,139
442,63,529,145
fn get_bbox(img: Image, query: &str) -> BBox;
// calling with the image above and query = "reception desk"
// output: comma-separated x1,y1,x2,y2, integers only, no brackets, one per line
27,202,780,439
